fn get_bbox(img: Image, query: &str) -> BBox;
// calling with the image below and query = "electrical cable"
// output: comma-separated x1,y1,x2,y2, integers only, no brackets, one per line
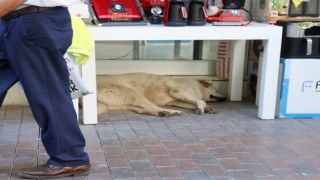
241,7,253,26
100,50,133,60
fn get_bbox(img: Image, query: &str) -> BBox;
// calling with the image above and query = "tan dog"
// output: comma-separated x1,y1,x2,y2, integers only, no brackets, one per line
97,73,226,117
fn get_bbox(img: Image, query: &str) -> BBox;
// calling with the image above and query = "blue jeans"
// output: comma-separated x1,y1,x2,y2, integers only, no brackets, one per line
0,7,90,166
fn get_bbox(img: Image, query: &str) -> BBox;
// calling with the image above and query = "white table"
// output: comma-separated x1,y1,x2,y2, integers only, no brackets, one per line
80,22,282,124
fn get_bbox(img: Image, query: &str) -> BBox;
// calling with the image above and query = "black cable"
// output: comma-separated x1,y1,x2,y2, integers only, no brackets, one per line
241,7,253,26
100,50,133,60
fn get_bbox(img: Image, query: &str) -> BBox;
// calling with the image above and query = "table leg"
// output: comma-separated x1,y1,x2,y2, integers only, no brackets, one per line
193,40,203,60
73,98,79,121
257,39,282,119
133,41,140,60
174,40,181,59
81,46,98,124
228,40,246,101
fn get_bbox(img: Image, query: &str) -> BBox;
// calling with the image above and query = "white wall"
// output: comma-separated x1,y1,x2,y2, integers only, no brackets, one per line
3,84,28,105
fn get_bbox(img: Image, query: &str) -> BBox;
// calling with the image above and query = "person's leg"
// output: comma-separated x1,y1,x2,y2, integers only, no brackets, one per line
0,20,18,107
4,7,89,166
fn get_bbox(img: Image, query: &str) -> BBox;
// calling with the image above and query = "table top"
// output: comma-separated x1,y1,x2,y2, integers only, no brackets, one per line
86,22,283,41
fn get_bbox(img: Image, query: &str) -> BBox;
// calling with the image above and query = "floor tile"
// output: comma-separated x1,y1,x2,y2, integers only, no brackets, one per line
2,102,320,179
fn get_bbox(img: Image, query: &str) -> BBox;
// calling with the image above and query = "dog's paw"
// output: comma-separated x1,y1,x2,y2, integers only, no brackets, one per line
159,110,182,117
159,111,172,117
204,106,218,114
195,108,205,115
173,111,182,116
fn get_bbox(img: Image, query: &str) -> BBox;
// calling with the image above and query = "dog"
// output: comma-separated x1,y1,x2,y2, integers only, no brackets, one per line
96,73,226,117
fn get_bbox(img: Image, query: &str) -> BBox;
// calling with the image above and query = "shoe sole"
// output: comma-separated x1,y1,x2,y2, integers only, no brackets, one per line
16,169,90,179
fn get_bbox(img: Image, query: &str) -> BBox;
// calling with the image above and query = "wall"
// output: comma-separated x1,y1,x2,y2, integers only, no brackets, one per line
3,84,28,105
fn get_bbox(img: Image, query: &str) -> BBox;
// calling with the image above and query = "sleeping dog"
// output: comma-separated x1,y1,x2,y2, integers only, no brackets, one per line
96,73,226,117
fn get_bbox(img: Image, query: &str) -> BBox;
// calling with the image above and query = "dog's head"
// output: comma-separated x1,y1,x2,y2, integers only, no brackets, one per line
199,80,226,102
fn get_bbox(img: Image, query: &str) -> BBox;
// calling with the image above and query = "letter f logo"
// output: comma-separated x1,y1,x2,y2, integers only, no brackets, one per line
316,81,320,90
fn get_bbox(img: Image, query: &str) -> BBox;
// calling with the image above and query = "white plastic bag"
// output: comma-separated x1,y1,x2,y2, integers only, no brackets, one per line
64,53,93,99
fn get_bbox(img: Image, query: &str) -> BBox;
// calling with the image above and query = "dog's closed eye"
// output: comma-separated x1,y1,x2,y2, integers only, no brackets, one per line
210,95,226,102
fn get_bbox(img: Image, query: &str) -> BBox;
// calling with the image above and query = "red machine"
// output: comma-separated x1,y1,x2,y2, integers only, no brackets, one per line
140,0,165,11
206,0,246,23
89,0,147,26
207,9,243,22
140,0,165,24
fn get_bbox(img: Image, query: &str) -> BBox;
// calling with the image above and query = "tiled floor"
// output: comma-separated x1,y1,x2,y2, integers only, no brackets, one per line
1,101,320,180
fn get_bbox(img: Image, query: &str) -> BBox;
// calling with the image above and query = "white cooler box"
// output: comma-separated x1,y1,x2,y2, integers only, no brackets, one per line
276,58,320,118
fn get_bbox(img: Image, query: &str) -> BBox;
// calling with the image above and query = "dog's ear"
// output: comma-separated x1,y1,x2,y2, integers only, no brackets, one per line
199,80,211,88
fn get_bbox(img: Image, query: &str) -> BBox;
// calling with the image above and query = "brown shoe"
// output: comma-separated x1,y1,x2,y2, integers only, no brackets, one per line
17,163,90,179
